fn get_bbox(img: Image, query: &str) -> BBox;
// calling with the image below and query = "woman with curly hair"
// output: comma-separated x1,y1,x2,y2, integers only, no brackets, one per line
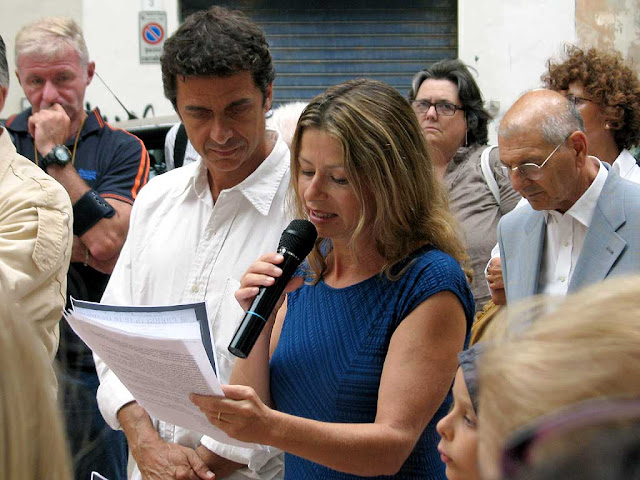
543,45,640,181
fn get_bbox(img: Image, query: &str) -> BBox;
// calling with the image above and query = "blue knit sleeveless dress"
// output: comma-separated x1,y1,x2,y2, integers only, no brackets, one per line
270,246,475,479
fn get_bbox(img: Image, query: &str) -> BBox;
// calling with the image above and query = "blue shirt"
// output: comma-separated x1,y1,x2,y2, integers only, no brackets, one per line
270,246,475,479
6,108,149,206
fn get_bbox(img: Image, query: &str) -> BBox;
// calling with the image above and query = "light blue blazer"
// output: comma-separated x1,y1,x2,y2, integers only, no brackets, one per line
498,165,640,305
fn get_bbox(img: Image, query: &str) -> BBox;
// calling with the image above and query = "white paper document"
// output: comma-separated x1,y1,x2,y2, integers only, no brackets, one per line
66,299,256,449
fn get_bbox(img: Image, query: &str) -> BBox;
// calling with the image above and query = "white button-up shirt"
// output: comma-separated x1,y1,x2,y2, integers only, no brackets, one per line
611,148,640,183
538,161,607,296
95,130,291,480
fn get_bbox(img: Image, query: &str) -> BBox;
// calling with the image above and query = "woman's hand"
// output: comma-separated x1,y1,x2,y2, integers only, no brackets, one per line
234,252,304,315
191,385,277,445
234,252,285,311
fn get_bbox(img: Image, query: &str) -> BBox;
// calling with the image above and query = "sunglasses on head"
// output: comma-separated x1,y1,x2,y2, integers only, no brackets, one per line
501,396,640,479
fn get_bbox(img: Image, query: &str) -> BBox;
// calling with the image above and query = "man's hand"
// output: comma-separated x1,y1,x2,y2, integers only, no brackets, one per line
486,257,506,305
71,236,118,273
27,104,70,155
195,445,244,479
118,402,214,480
134,438,215,480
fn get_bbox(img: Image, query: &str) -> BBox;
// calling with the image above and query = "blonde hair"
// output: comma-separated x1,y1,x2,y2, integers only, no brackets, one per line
477,276,640,479
289,79,470,282
0,303,72,480
15,17,89,68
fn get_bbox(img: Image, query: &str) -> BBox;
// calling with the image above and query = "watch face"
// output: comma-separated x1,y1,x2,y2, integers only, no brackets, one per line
44,145,72,166
54,146,71,161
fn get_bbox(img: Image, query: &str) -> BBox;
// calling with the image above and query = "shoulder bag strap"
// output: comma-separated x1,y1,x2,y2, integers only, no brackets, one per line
480,145,501,205
173,123,188,168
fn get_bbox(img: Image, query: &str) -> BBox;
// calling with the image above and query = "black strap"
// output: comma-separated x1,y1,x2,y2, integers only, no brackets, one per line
173,123,188,168
72,189,116,236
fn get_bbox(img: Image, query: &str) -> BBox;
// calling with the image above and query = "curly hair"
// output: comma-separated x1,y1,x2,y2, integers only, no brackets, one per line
542,45,640,150
408,59,491,146
161,6,275,109
290,79,470,282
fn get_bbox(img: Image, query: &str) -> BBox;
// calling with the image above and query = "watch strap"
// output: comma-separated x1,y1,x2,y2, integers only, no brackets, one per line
41,145,71,167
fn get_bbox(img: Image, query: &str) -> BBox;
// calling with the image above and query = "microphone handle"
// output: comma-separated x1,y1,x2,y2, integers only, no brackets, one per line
228,247,302,358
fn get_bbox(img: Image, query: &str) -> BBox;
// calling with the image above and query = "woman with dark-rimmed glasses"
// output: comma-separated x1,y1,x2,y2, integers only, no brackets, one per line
409,59,521,313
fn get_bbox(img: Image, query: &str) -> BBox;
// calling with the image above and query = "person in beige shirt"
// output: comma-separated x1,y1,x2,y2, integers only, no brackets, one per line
0,34,73,395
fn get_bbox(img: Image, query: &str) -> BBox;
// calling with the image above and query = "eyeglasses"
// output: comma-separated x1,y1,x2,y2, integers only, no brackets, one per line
501,397,640,479
565,94,596,106
411,99,465,116
500,137,567,181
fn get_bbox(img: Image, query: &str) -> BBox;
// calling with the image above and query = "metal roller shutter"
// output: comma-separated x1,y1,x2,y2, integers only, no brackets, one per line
181,1,457,103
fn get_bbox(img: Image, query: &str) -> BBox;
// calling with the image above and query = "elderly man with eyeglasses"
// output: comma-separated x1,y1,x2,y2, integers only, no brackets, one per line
495,89,640,305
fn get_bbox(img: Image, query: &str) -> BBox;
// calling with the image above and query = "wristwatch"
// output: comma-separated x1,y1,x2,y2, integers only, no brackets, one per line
40,145,72,168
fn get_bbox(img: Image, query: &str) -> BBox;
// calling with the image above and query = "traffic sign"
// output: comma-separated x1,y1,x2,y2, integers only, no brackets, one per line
142,22,164,45
139,11,167,64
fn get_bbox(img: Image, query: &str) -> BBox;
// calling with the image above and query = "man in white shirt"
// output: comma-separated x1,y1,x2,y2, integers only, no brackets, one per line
496,90,640,305
164,102,308,171
486,145,640,305
95,6,290,479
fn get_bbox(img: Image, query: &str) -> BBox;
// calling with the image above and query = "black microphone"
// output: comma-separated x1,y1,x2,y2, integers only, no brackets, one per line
228,219,318,358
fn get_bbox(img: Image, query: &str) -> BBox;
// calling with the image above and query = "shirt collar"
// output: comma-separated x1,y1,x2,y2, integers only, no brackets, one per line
191,129,289,216
81,108,104,138
544,158,608,228
611,149,637,178
4,108,31,132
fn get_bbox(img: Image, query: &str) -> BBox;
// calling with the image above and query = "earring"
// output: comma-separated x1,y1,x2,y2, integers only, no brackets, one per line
605,123,611,130
465,130,469,147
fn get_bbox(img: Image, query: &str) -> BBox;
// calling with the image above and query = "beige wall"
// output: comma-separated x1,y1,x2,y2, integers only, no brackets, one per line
576,0,640,73
0,0,178,122
0,0,82,117
2,1,639,124
459,0,577,144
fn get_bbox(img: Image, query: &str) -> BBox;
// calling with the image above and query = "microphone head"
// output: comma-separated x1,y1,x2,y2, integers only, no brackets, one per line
278,219,318,259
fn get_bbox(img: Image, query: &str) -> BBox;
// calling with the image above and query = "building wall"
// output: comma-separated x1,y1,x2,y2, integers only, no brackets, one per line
1,1,639,134
80,0,180,122
458,0,577,143
576,0,640,69
1,0,180,122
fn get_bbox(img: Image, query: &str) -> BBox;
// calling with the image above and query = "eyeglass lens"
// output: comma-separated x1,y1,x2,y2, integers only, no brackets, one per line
412,100,458,116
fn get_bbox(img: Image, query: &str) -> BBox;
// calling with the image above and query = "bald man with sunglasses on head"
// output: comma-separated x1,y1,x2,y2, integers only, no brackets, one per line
496,89,640,305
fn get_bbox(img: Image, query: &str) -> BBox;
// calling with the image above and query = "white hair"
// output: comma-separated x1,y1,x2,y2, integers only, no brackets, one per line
15,17,89,69
266,101,307,147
